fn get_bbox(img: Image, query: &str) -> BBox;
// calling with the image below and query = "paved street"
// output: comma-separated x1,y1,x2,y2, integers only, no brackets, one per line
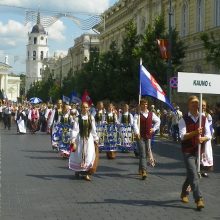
1,123,220,220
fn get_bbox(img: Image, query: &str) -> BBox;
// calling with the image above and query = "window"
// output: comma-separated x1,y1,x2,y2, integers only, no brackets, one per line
34,37,37,44
215,0,220,26
40,51,44,60
182,1,188,36
197,0,204,32
33,51,36,60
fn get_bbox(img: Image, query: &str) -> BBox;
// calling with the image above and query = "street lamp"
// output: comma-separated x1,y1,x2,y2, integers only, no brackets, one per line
167,0,172,102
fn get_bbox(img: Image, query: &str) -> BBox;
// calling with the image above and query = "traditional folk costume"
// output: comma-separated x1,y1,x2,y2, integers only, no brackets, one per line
50,106,63,149
28,107,39,134
105,111,118,159
15,108,27,134
44,106,53,134
94,109,106,148
39,105,47,132
133,110,160,179
118,111,135,152
69,113,99,180
179,112,211,207
201,112,214,172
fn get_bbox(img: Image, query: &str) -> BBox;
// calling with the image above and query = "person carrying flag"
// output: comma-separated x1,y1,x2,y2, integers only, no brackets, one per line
178,95,211,210
133,98,160,180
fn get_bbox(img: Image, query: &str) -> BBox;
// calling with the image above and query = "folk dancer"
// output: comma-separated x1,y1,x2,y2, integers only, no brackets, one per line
133,99,160,180
15,105,27,134
69,102,99,181
3,103,13,130
44,103,53,134
118,104,134,152
28,105,40,134
50,100,63,150
94,101,106,148
105,103,118,159
179,96,211,210
200,99,214,177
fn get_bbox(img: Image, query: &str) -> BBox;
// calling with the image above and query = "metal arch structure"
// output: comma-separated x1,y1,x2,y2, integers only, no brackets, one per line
0,3,103,30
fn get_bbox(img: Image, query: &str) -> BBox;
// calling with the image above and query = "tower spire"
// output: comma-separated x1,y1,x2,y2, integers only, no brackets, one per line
37,11,40,24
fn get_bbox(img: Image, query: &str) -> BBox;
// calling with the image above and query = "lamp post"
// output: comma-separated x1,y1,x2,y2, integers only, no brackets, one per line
167,0,172,102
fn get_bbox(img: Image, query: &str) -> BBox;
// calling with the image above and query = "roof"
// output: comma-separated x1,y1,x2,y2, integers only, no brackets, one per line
0,62,12,69
31,23,46,34
30,12,46,34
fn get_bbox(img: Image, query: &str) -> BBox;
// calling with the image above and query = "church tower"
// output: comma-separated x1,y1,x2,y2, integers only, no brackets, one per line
26,12,49,92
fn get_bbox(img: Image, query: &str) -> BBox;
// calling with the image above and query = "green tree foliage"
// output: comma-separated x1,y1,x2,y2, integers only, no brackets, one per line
201,32,220,70
139,16,186,86
26,16,186,103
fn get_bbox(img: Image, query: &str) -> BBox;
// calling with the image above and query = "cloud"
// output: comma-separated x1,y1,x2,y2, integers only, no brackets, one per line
0,0,111,14
0,20,30,49
47,20,66,41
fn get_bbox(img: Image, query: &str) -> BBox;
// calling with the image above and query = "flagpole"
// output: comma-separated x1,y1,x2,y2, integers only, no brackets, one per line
197,93,203,178
138,58,142,130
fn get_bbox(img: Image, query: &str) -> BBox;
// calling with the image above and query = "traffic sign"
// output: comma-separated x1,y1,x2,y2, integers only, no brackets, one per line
170,76,178,88
178,72,220,94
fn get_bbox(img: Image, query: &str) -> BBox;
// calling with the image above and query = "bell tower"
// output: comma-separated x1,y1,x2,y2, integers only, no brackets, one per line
26,12,49,92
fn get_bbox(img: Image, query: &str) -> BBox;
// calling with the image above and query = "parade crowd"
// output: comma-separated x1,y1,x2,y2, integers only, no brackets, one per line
0,97,220,210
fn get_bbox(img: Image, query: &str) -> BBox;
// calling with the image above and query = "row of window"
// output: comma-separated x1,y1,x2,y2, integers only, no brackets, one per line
27,51,48,61
180,0,220,36
29,36,47,45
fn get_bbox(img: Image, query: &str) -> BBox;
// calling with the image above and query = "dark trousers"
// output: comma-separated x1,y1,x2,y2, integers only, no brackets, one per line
182,153,202,201
4,114,11,129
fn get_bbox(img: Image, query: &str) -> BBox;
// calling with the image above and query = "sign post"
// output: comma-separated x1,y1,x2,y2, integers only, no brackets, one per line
178,72,220,176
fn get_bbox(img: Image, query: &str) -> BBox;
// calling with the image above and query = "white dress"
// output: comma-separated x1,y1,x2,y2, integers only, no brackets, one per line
69,114,99,171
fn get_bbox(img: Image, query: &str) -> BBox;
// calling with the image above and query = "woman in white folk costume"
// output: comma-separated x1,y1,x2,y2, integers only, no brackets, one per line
15,105,27,134
69,102,99,181
201,99,214,177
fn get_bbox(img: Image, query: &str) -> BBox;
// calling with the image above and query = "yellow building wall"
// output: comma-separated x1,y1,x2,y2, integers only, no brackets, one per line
98,0,220,75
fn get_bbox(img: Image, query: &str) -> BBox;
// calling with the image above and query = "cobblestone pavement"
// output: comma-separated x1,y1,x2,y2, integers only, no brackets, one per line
0,124,220,220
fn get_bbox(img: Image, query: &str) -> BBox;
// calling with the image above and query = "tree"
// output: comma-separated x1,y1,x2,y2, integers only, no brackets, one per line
139,16,186,86
119,21,140,101
201,32,220,70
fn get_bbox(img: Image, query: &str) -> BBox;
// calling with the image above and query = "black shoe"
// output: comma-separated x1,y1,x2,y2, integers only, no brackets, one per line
201,173,208,178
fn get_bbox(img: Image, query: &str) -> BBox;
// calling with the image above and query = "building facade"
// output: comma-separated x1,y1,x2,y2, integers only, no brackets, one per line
26,13,49,92
96,0,220,75
0,61,20,102
42,33,99,85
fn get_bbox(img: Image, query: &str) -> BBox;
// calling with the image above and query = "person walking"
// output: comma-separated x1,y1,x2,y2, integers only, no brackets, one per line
133,98,160,180
178,96,211,210
69,102,99,181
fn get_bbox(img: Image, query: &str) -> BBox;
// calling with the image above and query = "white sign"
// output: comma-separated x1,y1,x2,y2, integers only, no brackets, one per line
178,72,220,94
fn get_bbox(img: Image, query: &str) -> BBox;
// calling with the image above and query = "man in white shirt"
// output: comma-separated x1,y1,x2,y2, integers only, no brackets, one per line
133,99,160,180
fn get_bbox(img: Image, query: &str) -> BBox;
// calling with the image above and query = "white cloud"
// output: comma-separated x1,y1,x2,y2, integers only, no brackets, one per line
0,0,110,14
0,20,27,36
47,20,66,41
0,20,30,49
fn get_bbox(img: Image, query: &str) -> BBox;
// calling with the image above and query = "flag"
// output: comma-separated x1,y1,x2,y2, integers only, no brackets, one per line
157,39,170,60
140,64,174,110
62,95,70,104
81,90,93,106
71,95,81,104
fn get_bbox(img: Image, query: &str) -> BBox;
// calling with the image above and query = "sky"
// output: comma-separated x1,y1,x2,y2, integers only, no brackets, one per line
0,0,118,74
